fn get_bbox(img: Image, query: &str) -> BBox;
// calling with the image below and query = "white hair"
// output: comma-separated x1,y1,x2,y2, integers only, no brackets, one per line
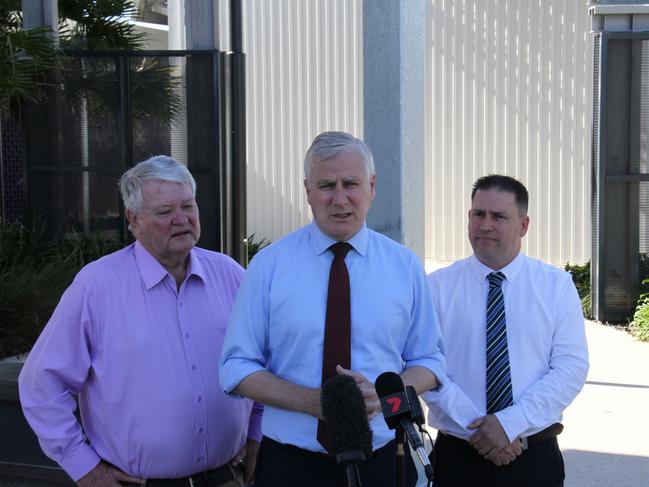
118,155,196,213
303,131,375,181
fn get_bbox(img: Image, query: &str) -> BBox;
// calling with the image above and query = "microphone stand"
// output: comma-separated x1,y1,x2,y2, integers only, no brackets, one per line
336,451,365,487
395,427,405,487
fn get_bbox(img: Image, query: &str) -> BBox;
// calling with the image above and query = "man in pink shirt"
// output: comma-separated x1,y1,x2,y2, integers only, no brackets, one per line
19,156,262,487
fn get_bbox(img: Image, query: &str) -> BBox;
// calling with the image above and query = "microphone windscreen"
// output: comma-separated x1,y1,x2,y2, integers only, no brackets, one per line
375,371,410,429
321,374,373,458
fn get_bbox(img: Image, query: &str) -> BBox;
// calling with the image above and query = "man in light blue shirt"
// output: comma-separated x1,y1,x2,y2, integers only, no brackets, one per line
220,131,445,487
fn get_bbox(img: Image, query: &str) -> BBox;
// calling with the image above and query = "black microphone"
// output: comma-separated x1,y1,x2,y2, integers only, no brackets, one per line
406,385,426,430
375,372,433,481
321,374,373,487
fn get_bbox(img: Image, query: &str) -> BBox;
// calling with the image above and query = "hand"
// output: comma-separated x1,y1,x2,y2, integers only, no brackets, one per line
485,439,523,466
336,365,382,420
230,438,260,485
76,461,144,487
467,414,510,456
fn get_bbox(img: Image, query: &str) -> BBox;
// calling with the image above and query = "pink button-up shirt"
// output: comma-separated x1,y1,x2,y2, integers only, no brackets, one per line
19,242,262,481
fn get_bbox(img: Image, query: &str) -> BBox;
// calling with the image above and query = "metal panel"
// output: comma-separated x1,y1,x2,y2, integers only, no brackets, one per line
593,33,649,322
242,0,364,243
425,0,593,266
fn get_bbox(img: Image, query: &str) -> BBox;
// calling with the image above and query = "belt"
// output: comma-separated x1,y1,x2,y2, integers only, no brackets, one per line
520,422,564,450
141,462,244,487
438,422,563,451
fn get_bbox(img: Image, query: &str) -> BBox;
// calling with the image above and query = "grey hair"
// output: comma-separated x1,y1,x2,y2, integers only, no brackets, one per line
303,131,375,181
118,155,196,213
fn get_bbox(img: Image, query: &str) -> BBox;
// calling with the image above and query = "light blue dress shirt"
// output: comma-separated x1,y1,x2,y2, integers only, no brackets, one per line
220,222,446,452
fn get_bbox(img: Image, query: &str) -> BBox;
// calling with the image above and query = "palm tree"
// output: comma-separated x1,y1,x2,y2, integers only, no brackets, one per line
0,0,61,114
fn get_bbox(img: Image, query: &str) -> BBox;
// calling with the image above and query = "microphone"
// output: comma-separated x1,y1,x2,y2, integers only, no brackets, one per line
375,372,433,481
406,385,426,429
321,374,373,487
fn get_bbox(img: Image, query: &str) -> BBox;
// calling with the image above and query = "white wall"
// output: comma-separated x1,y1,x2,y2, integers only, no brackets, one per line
242,0,364,243
425,0,593,266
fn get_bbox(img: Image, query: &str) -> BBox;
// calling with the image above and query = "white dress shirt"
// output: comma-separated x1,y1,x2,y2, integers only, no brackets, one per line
423,252,589,442
220,222,446,452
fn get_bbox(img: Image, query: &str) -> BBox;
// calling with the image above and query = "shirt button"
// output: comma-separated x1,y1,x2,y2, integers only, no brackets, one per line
199,427,204,433
185,332,189,338
196,457,202,463
197,396,202,402
192,364,197,370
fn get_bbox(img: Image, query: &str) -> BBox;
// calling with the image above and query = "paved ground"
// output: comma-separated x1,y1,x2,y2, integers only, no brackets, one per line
560,321,649,487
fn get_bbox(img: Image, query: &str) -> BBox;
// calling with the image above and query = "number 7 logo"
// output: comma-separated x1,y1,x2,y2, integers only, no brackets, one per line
386,397,401,413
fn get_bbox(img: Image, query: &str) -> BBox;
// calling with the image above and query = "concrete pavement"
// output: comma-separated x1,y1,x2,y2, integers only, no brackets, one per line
560,321,649,487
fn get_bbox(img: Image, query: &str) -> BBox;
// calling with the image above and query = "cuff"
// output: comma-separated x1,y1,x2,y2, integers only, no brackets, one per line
220,359,265,395
404,357,445,390
58,442,101,481
494,404,528,443
247,402,264,443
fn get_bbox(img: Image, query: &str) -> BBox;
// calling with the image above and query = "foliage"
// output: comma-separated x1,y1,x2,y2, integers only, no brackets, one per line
0,0,62,113
0,219,124,358
2,1,180,125
244,233,270,263
58,229,124,268
564,261,591,319
57,1,181,126
58,0,145,50
61,55,182,127
630,279,649,342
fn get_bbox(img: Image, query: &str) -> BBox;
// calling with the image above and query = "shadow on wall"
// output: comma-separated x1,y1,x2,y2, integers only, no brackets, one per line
563,449,649,487
247,166,310,243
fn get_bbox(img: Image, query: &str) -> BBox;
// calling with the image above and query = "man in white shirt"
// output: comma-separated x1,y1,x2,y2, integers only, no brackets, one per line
423,175,589,487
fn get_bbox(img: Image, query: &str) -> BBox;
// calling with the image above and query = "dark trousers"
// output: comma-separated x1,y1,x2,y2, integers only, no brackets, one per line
254,436,418,487
431,433,565,487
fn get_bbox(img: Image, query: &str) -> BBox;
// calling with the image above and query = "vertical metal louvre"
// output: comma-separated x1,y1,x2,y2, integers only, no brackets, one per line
592,32,649,322
425,0,593,266
242,0,364,243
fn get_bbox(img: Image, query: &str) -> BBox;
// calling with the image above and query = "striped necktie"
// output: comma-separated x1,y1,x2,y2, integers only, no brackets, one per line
486,271,514,414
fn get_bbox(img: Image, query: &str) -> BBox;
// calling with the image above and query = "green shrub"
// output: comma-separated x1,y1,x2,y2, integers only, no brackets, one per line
244,233,270,265
564,261,591,319
0,220,124,358
630,279,649,342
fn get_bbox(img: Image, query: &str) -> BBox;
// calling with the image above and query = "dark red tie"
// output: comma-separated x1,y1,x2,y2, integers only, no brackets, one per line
317,242,353,452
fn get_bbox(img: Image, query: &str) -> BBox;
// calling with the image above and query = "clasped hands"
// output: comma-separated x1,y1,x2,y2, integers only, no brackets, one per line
467,414,523,466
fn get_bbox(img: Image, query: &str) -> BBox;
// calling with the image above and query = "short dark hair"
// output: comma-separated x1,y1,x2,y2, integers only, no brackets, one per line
471,174,529,215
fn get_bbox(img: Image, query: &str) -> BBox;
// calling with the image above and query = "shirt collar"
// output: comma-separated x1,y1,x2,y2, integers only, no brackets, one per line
308,221,368,257
134,241,206,290
469,252,525,284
